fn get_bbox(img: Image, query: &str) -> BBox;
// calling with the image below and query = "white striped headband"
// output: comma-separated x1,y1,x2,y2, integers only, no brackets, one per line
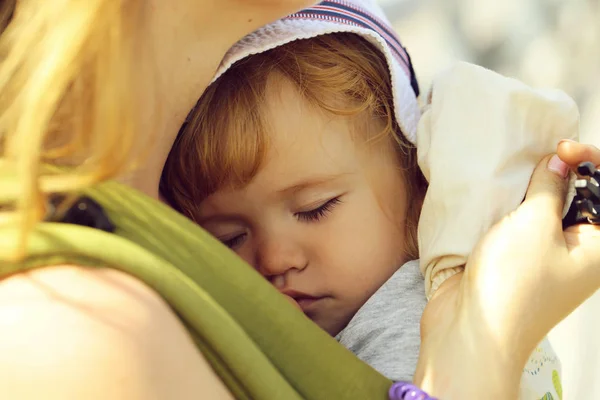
214,0,421,143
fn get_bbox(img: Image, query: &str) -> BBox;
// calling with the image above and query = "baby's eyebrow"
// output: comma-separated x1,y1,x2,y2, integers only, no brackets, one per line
277,173,349,195
196,213,244,226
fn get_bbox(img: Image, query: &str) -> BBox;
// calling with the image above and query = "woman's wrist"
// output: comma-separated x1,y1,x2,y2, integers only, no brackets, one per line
414,314,526,400
413,357,522,400
415,275,526,399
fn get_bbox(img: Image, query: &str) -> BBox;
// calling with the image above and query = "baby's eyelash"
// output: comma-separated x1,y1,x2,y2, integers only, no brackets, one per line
296,197,341,222
221,233,246,249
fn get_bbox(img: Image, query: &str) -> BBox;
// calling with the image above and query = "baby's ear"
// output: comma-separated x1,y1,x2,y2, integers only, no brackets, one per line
419,84,435,114
426,85,434,104
415,174,428,215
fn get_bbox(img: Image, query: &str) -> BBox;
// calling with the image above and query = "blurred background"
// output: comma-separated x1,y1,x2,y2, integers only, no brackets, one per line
379,0,599,141
376,0,599,397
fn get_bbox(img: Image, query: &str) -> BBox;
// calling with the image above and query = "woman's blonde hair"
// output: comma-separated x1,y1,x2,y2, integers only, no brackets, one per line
161,33,426,258
0,0,144,258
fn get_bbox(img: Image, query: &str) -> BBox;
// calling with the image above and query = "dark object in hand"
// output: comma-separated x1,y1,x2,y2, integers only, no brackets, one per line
563,161,600,228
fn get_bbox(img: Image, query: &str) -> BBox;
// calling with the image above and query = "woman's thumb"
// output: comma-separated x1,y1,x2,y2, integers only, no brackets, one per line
523,154,570,219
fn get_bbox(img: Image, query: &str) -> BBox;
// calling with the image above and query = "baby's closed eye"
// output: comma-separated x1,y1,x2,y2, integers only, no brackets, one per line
295,197,342,222
219,232,247,249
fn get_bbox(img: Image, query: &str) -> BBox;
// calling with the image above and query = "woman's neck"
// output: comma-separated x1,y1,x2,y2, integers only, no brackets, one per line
123,0,317,200
121,1,230,199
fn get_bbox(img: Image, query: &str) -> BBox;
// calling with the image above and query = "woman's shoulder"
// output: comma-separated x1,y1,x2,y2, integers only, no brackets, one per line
0,264,233,400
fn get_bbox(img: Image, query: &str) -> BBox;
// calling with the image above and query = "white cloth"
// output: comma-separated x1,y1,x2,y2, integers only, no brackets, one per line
417,62,579,298
417,61,577,399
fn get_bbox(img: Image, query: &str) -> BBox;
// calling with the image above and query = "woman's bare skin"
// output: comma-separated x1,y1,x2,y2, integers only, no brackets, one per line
0,2,315,399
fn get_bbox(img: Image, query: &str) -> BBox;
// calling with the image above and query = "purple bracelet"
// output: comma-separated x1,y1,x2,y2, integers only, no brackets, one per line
388,381,438,400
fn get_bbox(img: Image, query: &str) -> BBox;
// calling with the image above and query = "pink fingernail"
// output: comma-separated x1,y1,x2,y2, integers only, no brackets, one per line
547,154,569,179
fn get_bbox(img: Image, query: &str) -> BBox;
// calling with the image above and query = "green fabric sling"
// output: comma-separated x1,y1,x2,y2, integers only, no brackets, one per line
0,180,392,399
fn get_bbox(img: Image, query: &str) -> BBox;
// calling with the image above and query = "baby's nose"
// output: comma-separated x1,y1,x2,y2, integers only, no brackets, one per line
256,236,308,278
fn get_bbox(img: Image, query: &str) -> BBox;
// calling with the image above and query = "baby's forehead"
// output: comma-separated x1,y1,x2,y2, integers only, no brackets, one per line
259,81,367,168
262,74,380,149
205,74,396,202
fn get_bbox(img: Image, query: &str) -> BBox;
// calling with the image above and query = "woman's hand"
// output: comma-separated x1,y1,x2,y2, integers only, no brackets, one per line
415,142,600,399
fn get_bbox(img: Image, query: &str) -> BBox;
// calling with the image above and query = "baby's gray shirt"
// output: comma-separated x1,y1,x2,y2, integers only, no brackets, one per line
335,259,426,381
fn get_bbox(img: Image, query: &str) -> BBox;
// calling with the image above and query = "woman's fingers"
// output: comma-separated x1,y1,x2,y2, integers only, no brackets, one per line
523,154,570,221
558,140,600,292
557,140,600,167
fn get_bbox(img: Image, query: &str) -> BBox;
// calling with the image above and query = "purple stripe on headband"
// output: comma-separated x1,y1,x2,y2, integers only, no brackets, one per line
319,1,409,65
286,0,419,95
288,8,408,74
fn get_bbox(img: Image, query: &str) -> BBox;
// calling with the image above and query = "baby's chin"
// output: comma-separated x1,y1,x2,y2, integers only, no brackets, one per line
308,310,353,338
281,294,354,337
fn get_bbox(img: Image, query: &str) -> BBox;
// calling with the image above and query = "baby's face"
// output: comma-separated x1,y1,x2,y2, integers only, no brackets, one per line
198,78,410,336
